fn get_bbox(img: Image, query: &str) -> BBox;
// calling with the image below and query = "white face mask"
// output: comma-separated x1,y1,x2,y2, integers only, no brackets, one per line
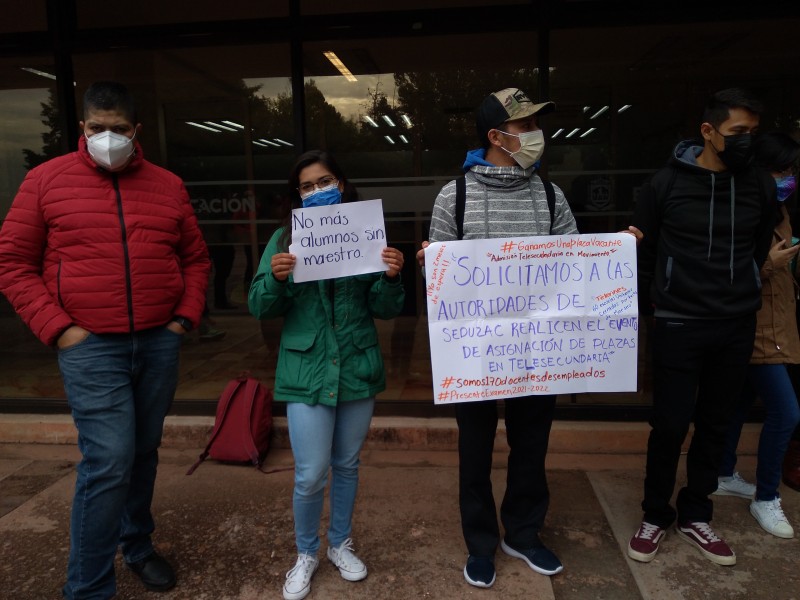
86,130,135,170
498,129,545,169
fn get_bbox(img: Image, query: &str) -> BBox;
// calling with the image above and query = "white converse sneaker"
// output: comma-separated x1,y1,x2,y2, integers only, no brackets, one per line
283,554,319,600
713,472,756,499
750,498,795,539
327,538,368,582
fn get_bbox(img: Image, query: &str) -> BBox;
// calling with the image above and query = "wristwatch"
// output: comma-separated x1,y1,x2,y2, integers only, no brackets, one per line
171,316,193,332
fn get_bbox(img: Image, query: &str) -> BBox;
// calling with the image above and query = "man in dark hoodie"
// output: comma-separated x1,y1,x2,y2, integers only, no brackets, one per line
628,88,775,566
417,87,578,588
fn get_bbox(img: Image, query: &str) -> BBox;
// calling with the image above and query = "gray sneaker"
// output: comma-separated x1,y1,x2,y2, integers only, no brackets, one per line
713,472,755,499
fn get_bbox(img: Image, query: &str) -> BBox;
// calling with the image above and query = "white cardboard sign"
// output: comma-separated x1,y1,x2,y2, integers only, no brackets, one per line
425,233,639,404
289,199,388,283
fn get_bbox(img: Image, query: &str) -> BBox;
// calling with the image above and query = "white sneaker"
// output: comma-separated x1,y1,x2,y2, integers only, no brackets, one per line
713,472,756,499
750,498,795,539
326,538,368,582
283,554,319,600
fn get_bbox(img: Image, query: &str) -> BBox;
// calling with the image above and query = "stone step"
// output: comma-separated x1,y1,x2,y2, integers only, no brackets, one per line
0,414,763,455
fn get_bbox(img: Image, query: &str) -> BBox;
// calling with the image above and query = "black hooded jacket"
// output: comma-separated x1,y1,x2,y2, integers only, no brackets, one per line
633,140,776,319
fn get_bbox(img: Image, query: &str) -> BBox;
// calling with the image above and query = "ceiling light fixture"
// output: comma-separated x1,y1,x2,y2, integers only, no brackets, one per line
382,115,396,127
551,128,564,139
259,139,282,147
20,67,57,80
384,135,395,144
579,127,596,138
617,104,632,114
253,141,269,147
363,116,379,127
186,121,221,132
399,135,409,143
401,114,413,127
274,138,294,147
565,128,581,138
205,121,238,132
590,106,609,119
323,51,358,82
583,106,591,113
222,120,244,129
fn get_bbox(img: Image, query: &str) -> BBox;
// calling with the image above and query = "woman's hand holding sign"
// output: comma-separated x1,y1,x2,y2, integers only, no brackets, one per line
382,247,404,278
271,252,296,281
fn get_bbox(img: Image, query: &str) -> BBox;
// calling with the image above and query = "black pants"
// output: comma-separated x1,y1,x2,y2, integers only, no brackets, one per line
456,394,556,557
642,315,756,527
209,245,235,307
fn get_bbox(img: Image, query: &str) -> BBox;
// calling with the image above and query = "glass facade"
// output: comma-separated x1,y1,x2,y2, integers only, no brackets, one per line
1,1,799,416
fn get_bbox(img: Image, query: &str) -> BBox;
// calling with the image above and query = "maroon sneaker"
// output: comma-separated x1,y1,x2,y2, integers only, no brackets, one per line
628,521,666,562
675,522,736,566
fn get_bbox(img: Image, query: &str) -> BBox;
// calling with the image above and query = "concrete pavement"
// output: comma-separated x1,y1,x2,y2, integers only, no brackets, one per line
1,420,799,600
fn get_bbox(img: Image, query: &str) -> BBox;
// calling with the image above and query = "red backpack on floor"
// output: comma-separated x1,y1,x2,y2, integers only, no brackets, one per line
186,374,274,474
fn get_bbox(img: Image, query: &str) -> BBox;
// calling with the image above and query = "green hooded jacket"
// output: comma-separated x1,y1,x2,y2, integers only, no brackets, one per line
248,227,405,405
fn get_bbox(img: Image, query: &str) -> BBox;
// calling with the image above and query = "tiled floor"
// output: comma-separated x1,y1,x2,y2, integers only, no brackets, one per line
1,445,798,600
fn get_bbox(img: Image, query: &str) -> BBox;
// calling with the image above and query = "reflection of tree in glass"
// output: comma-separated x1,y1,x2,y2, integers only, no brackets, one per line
360,82,406,152
251,79,362,153
394,68,538,175
22,89,63,170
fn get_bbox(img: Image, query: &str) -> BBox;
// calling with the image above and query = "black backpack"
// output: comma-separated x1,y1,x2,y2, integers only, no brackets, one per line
454,175,556,240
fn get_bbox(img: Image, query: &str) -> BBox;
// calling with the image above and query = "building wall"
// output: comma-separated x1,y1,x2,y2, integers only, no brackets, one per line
1,1,799,414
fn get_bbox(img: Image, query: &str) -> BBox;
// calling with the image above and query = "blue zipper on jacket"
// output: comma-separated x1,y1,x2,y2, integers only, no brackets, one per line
112,174,135,332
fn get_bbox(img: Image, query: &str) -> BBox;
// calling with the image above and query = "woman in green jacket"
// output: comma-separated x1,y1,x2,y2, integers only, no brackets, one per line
249,150,404,600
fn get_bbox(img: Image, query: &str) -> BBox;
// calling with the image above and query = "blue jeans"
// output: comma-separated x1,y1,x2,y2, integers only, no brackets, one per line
58,327,181,600
286,398,374,555
720,363,800,500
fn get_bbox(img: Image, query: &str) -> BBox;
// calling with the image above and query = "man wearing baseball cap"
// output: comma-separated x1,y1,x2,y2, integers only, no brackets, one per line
417,87,578,588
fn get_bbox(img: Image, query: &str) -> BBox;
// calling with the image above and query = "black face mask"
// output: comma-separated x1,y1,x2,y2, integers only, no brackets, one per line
716,132,754,172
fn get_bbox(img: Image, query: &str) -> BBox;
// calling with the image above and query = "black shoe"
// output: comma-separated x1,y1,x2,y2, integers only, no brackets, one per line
463,555,495,588
501,539,563,575
126,552,176,592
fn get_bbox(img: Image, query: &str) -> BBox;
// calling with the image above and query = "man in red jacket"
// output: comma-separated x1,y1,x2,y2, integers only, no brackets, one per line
0,81,210,599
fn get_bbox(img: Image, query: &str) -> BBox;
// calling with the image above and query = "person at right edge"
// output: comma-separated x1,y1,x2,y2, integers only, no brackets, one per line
417,87,578,588
784,135,800,493
628,88,775,567
712,132,800,538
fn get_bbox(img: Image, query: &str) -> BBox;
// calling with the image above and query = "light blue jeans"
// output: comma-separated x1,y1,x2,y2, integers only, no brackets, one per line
286,397,374,555
58,327,181,600
720,363,800,500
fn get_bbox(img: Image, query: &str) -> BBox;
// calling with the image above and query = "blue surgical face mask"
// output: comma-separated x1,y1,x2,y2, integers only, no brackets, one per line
776,175,797,203
301,184,342,208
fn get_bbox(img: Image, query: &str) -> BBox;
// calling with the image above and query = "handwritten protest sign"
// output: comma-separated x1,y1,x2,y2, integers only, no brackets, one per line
289,199,388,283
425,233,638,404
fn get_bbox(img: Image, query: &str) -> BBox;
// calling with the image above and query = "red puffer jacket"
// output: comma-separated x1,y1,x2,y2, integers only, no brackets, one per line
0,136,210,346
